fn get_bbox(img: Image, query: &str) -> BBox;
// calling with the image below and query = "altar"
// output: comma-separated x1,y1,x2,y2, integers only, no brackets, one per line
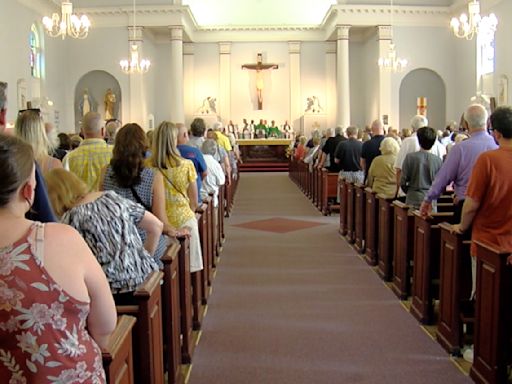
237,139,292,172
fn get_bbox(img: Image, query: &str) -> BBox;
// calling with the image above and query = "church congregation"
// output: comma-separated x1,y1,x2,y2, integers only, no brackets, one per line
2,0,512,383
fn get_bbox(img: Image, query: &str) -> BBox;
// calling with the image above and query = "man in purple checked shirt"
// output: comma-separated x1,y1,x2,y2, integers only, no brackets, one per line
419,103,497,221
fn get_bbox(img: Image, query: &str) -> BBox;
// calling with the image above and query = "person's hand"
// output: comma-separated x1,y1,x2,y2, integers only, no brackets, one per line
177,227,191,238
450,223,464,234
419,201,432,218
507,255,512,266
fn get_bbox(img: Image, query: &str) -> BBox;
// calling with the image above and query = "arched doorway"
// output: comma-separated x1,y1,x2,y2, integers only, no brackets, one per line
399,69,446,132
74,70,121,132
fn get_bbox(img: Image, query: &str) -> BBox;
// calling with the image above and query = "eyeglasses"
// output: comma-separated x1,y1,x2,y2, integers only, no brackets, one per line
18,108,41,115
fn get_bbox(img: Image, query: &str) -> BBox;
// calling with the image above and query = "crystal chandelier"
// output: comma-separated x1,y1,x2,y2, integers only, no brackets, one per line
377,0,408,72
378,41,408,72
119,0,150,74
42,1,90,40
450,0,498,40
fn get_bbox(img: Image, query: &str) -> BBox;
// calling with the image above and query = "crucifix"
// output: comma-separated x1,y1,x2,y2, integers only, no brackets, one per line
241,53,279,110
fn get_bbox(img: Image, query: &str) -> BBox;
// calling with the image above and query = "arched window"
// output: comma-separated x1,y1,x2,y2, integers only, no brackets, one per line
29,24,41,79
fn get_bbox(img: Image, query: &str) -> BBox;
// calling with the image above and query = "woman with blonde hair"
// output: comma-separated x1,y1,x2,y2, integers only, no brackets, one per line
150,121,203,273
45,168,162,294
15,109,62,173
0,134,116,382
367,137,400,198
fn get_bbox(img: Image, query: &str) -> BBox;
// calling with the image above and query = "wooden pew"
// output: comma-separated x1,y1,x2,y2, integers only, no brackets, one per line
470,241,512,384
218,184,226,254
321,170,340,216
354,183,366,253
436,222,472,356
115,271,165,384
410,211,454,324
339,178,347,237
377,195,394,281
161,241,182,384
391,201,414,300
102,315,137,384
345,181,356,244
224,178,232,217
191,208,208,330
177,236,195,363
314,166,322,210
364,188,378,266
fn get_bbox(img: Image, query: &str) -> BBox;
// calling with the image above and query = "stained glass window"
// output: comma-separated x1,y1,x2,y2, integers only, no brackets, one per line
30,24,41,79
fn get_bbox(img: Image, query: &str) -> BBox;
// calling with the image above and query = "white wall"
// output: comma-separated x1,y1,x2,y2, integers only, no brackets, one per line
492,0,512,107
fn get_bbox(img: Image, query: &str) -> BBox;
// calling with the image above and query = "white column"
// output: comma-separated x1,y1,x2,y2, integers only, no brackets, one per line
289,41,301,134
326,42,337,129
378,25,392,127
127,26,146,126
169,26,184,123
183,43,194,127
336,25,351,128
218,42,231,123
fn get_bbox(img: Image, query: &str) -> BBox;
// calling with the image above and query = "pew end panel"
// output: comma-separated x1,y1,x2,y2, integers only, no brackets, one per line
410,211,455,325
161,241,183,384
115,270,165,384
354,183,366,254
391,201,414,300
339,179,348,236
102,315,137,384
377,195,394,281
470,241,512,384
364,188,378,265
436,222,473,356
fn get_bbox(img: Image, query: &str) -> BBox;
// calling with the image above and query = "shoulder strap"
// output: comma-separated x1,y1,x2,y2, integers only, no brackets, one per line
32,222,45,264
130,185,151,211
159,168,189,201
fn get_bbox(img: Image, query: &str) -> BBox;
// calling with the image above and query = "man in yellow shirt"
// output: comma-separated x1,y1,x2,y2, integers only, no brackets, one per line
63,111,113,191
213,122,232,152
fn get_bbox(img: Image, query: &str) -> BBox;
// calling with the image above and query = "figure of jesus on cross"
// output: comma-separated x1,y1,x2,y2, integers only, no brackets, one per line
242,53,278,110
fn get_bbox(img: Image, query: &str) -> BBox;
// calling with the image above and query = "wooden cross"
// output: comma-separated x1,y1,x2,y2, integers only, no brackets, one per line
241,53,279,110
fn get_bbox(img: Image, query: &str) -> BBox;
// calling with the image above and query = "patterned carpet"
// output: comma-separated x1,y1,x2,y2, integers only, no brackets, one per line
188,173,472,384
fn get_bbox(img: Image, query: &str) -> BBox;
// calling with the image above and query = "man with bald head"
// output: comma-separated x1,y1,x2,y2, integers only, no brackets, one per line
63,111,113,191
420,104,497,220
361,119,385,181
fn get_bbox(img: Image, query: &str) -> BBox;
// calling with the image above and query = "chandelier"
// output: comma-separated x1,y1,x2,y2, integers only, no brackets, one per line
119,0,150,74
377,0,408,72
450,0,498,40
42,1,90,40
378,41,408,72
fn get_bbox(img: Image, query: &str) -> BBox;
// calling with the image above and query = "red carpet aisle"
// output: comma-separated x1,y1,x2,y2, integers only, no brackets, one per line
188,173,471,384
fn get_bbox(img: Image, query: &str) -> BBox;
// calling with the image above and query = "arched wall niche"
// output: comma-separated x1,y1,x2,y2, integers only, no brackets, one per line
74,70,122,132
399,68,446,132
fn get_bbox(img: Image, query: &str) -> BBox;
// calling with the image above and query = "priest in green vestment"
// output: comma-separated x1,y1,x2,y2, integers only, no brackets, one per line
255,119,268,138
267,120,281,138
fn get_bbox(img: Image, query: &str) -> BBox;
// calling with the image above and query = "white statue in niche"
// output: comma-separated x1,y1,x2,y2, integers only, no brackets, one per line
198,97,217,115
305,96,323,114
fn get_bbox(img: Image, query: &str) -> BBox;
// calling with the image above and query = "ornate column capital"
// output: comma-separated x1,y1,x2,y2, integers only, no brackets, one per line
288,41,301,54
169,26,183,41
219,42,231,55
336,25,351,40
377,25,393,40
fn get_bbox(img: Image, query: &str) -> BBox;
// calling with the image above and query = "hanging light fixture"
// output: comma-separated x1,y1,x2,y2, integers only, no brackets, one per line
42,1,90,40
119,0,151,74
450,0,498,40
378,0,408,72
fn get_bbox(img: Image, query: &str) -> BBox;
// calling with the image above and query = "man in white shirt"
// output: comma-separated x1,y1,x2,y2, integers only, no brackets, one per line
394,115,446,196
201,139,226,207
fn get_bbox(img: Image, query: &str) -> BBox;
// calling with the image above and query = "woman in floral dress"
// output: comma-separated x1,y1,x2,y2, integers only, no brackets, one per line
0,134,117,383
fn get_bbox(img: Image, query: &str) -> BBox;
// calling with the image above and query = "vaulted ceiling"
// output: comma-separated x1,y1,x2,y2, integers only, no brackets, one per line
56,0,464,27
